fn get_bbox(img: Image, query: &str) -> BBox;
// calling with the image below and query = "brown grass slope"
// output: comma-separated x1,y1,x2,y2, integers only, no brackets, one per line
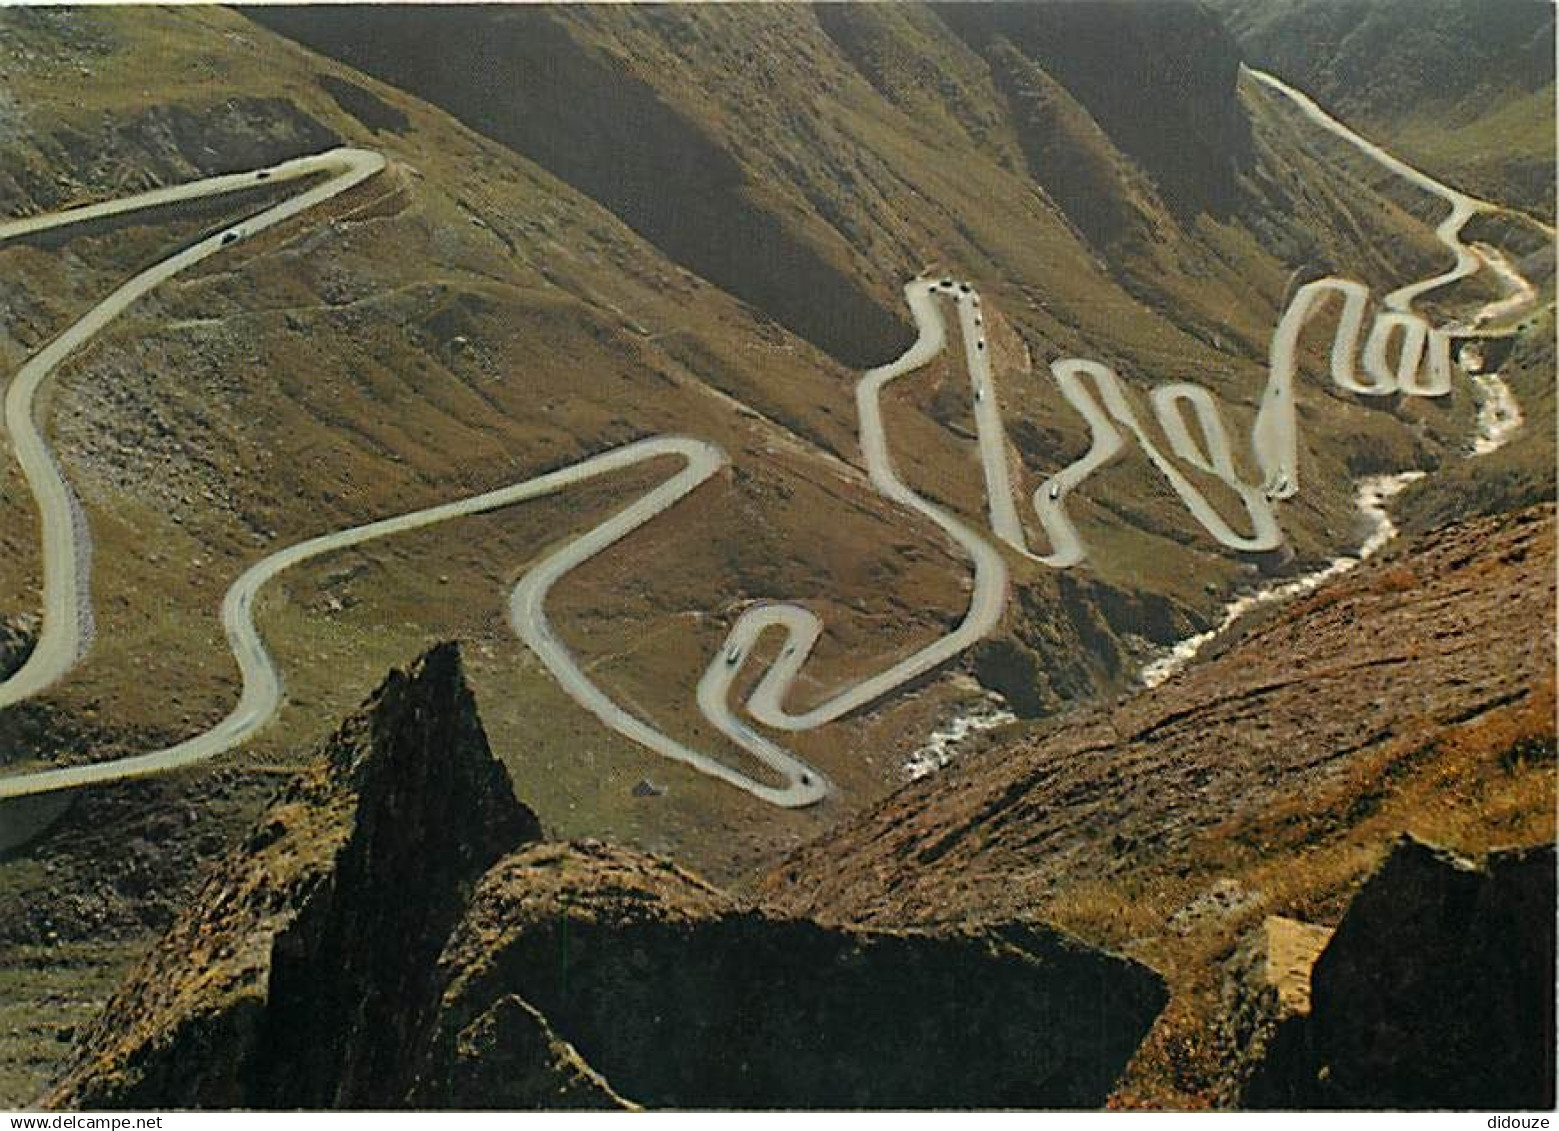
762,504,1557,1106
1210,0,1556,216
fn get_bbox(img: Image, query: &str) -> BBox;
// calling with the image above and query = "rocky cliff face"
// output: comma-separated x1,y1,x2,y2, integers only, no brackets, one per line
44,647,1168,1110
46,644,542,1109
414,840,1167,1109
1247,835,1557,1110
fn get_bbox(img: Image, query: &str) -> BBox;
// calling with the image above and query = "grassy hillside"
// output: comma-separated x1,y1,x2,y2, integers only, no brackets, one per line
0,5,1000,881
1211,0,1556,216
250,2,1487,627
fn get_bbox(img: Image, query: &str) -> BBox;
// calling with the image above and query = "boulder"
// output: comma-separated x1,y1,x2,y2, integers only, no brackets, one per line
1246,835,1557,1109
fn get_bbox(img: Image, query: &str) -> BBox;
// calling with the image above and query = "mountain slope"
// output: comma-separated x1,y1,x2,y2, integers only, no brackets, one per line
1211,0,1556,215
762,504,1556,1105
0,5,983,876
0,0,1540,916
0,1,1551,1111
0,0,1543,898
247,0,1505,710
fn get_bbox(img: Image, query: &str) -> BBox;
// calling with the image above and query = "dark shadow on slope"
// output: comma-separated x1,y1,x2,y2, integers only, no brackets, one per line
933,0,1254,221
245,5,913,369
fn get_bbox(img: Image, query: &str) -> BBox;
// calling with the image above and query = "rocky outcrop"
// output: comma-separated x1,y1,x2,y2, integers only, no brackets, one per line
972,571,1192,720
1247,836,1557,1110
1216,916,1335,1106
970,635,1047,717
413,992,633,1111
46,644,542,1109
412,840,1168,1109
44,647,1168,1110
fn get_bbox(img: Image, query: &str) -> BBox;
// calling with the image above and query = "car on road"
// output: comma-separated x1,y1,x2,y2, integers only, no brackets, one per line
1049,484,1061,501
221,229,242,246
725,645,742,665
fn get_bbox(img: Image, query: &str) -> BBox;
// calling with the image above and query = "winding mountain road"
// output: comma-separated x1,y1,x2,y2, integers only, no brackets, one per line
1464,242,1540,331
0,149,830,811
0,67,1543,826
0,148,386,715
697,278,1007,765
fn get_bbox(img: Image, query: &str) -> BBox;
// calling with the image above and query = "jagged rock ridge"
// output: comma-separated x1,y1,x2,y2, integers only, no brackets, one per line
414,840,1168,1109
46,647,1169,1110
47,643,543,1109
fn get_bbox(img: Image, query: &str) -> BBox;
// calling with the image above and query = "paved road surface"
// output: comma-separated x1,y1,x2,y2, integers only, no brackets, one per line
3,435,745,801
